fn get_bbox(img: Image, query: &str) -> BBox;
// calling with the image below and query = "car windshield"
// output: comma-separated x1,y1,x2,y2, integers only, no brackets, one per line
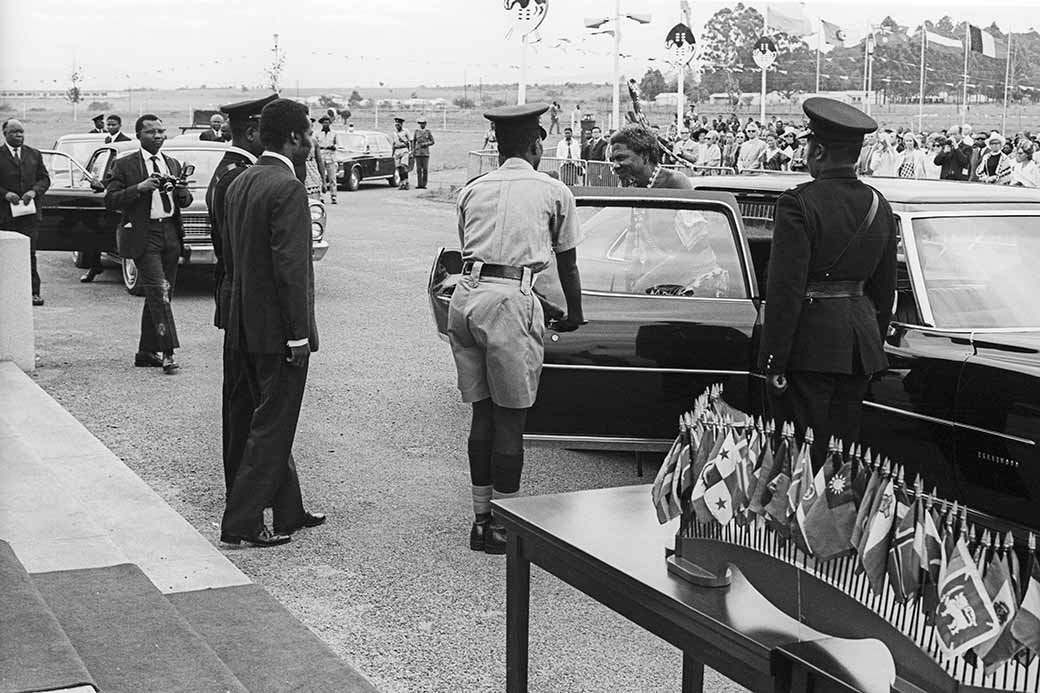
340,134,367,151
55,139,105,167
912,215,1040,329
160,149,227,190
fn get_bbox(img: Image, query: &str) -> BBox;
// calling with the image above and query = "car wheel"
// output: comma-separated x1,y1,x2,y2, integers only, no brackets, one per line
73,250,98,269
388,167,400,187
346,166,361,192
122,257,142,296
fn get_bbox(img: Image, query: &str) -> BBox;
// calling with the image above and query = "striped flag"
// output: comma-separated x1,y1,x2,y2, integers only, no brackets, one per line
747,438,777,516
851,463,882,550
793,443,828,554
925,30,963,55
762,437,793,532
652,435,682,524
859,473,896,594
968,24,1008,59
786,437,813,525
935,533,1001,658
1010,552,1040,658
976,550,1023,672
916,500,945,618
887,489,920,602
742,426,764,507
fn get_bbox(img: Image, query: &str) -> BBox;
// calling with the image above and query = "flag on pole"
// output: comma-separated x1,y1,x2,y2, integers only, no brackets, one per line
703,452,738,525
792,438,827,553
917,499,945,619
820,19,845,46
763,436,793,530
925,30,963,55
968,24,1008,59
765,3,813,37
851,461,882,550
887,489,920,602
975,550,1023,672
1010,551,1040,658
652,435,682,524
803,454,858,561
731,430,752,519
860,472,897,594
935,532,1002,657
742,425,764,506
747,435,777,516
786,435,813,524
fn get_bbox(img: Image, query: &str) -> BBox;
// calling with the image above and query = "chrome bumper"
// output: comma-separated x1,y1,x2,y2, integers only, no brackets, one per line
181,240,329,264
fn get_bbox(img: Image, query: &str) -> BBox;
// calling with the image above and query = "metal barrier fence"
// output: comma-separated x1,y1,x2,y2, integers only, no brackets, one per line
466,151,742,188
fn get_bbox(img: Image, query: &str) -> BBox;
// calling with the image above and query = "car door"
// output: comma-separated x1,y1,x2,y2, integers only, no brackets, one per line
35,149,118,252
359,135,379,179
526,189,763,448
372,134,393,177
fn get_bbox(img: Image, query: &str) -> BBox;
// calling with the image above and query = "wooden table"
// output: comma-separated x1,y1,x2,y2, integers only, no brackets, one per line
493,485,919,693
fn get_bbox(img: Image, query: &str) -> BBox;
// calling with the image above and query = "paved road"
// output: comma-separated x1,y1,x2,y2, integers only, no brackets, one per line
29,183,746,693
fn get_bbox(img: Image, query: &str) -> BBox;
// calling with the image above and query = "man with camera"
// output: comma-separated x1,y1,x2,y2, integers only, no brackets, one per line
933,124,972,181
104,114,192,374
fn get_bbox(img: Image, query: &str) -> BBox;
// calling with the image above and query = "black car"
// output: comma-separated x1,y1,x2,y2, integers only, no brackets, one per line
329,129,399,191
428,177,1040,532
37,140,329,293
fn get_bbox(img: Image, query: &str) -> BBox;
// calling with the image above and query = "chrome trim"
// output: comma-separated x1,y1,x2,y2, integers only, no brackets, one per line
543,363,753,376
581,289,754,302
864,400,1036,446
524,434,674,452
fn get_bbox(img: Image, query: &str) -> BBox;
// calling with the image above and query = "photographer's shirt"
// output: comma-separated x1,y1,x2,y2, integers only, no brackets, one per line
140,148,173,220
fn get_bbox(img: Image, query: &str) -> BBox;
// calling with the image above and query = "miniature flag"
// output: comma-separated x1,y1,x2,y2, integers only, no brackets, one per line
652,436,682,524
804,458,856,561
935,533,1001,658
744,426,764,502
851,464,882,551
766,3,813,37
747,439,776,516
886,489,920,602
763,438,793,531
859,474,896,594
704,431,740,525
786,438,813,525
730,431,751,517
669,440,693,515
968,24,1008,59
820,19,845,46
793,446,827,554
1010,553,1040,658
917,503,945,619
976,551,1023,672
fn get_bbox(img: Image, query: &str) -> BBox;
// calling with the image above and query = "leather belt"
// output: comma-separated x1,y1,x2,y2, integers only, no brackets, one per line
150,218,176,224
462,261,525,281
804,280,864,299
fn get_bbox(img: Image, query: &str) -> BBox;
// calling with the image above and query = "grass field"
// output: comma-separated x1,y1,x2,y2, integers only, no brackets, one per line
6,85,1040,176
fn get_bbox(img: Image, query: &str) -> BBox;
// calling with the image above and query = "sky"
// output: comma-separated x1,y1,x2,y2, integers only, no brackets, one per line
1,0,1038,91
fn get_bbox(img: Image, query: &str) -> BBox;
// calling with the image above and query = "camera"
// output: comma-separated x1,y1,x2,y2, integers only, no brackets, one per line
150,164,195,192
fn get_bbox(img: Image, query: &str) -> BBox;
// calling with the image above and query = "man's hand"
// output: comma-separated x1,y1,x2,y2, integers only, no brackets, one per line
768,373,788,395
137,176,160,193
20,191,35,205
551,316,587,333
4,192,20,204
286,344,309,368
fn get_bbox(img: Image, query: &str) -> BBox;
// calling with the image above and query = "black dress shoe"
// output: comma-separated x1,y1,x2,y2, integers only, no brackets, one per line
469,517,491,551
221,526,291,547
483,523,507,555
274,512,326,535
32,295,44,306
134,351,163,367
162,354,179,374
80,268,103,283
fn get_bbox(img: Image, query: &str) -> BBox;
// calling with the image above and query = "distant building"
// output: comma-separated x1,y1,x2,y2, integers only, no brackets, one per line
0,89,126,99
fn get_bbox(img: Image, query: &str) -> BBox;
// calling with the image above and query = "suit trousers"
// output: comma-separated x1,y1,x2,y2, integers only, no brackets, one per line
137,222,180,354
221,351,307,537
10,222,40,295
414,156,429,187
767,371,870,472
221,340,303,504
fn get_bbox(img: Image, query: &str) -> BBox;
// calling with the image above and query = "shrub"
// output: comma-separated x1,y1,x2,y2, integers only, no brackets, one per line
88,100,112,111
452,96,475,109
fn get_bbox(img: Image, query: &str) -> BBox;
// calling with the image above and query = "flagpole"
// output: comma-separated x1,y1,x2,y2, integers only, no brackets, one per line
862,26,870,114
815,19,822,93
961,22,969,125
1002,32,1012,133
761,4,768,124
918,28,926,132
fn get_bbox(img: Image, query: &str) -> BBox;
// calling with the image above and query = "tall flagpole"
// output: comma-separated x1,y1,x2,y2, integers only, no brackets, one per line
1002,32,1013,133
518,33,528,104
862,28,871,113
760,5,768,124
815,19,822,93
918,28,926,132
961,22,970,125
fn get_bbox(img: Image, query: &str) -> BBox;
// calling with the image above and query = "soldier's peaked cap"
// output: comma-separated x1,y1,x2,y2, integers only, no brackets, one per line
220,93,279,123
797,97,877,144
484,103,549,140
91,114,105,123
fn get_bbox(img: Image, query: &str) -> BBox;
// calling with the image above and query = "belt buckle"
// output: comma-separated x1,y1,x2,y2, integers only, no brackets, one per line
466,260,483,288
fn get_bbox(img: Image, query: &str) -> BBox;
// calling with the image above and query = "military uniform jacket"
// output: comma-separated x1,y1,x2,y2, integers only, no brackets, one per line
206,147,254,329
758,167,897,376
413,128,434,157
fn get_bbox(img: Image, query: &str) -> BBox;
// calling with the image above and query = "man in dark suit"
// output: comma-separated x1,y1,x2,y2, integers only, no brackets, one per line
0,119,51,306
582,126,608,162
759,98,898,470
205,93,278,500
104,115,131,144
104,114,192,374
88,114,105,133
199,114,225,141
219,98,324,548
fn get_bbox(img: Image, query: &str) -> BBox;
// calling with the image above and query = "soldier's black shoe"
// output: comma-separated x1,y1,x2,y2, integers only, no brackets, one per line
134,351,163,367
274,511,326,535
483,523,507,555
470,515,491,551
221,526,291,547
80,268,103,283
32,295,44,306
162,354,179,374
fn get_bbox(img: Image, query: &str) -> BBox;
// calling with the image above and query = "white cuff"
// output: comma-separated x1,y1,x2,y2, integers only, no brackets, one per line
287,338,309,348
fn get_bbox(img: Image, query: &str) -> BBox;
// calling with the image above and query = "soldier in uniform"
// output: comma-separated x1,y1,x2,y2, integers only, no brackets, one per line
205,93,277,498
313,115,339,204
759,97,898,469
391,116,412,190
412,117,435,189
88,114,105,134
450,104,585,555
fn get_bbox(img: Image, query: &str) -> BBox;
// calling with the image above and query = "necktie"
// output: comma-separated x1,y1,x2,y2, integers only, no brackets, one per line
13,148,20,163
151,156,173,214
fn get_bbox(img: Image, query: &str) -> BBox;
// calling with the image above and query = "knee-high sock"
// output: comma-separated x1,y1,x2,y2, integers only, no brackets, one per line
491,451,523,494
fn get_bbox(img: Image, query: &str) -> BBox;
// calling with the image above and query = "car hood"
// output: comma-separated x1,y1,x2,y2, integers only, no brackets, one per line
971,330,1040,373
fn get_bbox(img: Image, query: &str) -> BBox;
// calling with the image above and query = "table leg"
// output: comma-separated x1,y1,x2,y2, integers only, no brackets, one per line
681,653,704,693
506,532,530,693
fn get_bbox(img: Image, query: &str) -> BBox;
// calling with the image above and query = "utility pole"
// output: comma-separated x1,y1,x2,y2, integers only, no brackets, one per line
270,33,282,94
612,0,621,131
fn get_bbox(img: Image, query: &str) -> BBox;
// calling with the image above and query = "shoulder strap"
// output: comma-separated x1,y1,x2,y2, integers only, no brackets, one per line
822,190,879,274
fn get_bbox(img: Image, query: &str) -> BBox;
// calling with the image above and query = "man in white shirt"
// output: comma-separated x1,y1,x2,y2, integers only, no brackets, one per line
737,123,768,171
555,127,580,160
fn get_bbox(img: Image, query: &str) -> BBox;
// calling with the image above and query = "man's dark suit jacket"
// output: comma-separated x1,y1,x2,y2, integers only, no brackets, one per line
759,167,897,377
222,156,318,355
206,149,253,328
582,138,608,162
0,145,50,229
104,132,131,144
200,129,228,142
103,150,192,260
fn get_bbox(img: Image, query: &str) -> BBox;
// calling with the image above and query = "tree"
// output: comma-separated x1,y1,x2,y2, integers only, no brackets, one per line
66,66,84,120
639,68,667,101
318,94,343,109
453,96,475,109
348,89,363,106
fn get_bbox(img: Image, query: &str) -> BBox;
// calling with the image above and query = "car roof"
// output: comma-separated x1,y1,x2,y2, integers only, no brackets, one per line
689,173,1040,207
342,130,387,138
108,140,230,157
53,133,108,144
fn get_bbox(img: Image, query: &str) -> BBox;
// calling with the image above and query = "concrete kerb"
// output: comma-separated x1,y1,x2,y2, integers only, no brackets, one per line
0,230,34,371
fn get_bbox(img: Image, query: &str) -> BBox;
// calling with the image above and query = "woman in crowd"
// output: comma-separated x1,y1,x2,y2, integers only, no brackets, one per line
721,132,738,170
1010,140,1040,188
922,133,943,179
868,130,899,177
700,129,722,169
762,133,790,171
896,132,926,179
976,132,1013,184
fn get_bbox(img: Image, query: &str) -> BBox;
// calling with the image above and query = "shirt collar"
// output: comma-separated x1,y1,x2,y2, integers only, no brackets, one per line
814,165,857,180
6,143,19,156
227,146,257,164
262,150,295,173
500,157,535,171
140,148,163,165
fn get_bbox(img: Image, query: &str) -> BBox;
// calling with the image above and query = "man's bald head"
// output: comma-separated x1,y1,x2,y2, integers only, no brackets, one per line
210,114,224,129
2,119,25,147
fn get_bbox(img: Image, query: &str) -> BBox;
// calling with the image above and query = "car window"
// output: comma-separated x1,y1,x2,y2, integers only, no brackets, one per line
89,150,112,184
342,134,367,152
41,152,87,188
162,149,228,190
374,135,393,156
570,203,746,299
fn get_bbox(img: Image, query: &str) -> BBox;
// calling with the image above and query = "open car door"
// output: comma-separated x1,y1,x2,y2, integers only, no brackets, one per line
35,149,119,253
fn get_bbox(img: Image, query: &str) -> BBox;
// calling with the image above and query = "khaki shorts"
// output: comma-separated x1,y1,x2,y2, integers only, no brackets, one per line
447,271,545,409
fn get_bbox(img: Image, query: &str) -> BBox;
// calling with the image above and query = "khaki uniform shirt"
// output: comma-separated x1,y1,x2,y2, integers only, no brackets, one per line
314,129,338,161
456,158,581,274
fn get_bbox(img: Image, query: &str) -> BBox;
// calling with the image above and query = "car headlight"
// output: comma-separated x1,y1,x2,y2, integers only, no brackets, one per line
309,203,323,221
311,222,323,240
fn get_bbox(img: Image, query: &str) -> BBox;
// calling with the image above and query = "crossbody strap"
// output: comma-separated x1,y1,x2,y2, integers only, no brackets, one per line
821,190,879,274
